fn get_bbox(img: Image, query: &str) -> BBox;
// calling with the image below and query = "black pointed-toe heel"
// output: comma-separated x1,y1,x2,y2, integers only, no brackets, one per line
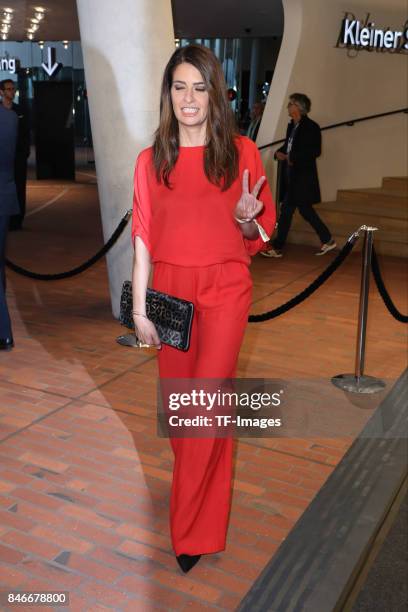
176,554,201,573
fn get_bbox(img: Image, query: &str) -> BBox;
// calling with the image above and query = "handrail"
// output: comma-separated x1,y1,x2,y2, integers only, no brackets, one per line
258,107,408,151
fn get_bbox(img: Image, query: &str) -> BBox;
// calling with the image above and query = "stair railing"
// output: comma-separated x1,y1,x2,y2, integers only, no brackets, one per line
258,107,408,151
259,107,408,223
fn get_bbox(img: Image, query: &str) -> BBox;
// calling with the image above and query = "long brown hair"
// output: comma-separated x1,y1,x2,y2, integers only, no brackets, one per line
153,44,239,190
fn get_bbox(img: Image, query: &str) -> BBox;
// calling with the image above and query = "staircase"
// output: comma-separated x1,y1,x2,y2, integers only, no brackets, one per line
287,177,408,257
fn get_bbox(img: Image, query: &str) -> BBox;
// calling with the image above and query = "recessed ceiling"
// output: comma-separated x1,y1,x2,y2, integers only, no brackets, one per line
0,0,79,41
173,0,283,38
0,0,283,42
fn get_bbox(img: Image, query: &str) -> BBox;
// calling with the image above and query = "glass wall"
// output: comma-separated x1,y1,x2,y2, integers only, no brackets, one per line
0,40,92,169
0,35,281,174
178,37,282,132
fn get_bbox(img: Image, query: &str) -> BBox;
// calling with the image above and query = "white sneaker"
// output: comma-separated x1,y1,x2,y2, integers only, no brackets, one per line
315,239,337,256
261,248,283,258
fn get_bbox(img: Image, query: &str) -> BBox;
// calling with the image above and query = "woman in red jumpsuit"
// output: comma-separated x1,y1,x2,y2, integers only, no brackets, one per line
131,45,276,573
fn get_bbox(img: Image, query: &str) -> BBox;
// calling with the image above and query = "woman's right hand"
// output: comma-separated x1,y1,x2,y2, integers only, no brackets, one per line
133,315,162,349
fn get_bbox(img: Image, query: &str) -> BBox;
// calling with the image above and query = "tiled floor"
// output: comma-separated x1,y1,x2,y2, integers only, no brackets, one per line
0,174,406,611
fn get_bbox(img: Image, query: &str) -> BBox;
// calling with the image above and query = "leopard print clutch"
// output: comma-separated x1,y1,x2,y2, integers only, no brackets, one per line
120,280,194,351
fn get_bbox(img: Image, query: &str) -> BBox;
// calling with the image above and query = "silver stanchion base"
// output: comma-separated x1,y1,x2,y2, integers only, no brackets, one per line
116,334,138,347
331,374,386,394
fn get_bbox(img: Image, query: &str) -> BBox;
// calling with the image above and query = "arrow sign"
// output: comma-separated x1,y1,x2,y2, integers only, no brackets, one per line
42,47,60,77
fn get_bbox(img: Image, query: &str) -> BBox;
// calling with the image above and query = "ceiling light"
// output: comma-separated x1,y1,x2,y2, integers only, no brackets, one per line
3,13,13,22
28,24,39,32
27,33,34,40
30,18,40,24
1,24,10,33
34,7,46,20
1,33,7,40
38,40,44,48
3,7,13,14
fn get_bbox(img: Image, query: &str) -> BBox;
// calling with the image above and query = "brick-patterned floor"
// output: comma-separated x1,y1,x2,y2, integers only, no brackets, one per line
0,174,406,611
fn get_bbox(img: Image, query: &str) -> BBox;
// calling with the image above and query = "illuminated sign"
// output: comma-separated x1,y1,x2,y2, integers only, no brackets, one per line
0,48,62,77
0,56,16,74
41,47,60,77
343,19,408,49
337,12,408,53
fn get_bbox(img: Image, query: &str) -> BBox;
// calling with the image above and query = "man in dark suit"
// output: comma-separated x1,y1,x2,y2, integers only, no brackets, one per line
262,93,336,257
0,104,19,350
0,79,31,230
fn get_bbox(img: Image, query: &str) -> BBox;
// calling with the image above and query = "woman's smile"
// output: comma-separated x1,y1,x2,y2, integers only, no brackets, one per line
171,62,209,138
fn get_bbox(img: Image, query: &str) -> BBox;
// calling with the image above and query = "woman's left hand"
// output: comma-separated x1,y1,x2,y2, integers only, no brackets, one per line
234,169,265,222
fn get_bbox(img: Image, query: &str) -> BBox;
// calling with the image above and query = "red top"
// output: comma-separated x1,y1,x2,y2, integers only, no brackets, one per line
132,135,276,266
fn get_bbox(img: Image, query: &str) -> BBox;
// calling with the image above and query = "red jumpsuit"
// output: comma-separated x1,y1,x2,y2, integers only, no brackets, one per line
132,136,276,556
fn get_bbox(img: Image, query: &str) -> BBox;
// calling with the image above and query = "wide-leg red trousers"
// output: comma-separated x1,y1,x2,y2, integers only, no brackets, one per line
153,262,252,556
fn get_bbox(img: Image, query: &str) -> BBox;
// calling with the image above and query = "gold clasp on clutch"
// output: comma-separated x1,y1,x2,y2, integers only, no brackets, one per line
116,334,153,348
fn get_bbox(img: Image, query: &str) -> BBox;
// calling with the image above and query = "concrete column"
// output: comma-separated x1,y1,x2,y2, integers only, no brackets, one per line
76,0,174,317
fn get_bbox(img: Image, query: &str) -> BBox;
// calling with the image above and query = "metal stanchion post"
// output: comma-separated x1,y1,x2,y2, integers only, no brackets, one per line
332,226,386,394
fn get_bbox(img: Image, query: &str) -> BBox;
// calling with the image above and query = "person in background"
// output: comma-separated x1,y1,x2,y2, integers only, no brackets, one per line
262,93,336,257
131,44,275,574
0,79,31,231
247,101,265,142
0,104,19,350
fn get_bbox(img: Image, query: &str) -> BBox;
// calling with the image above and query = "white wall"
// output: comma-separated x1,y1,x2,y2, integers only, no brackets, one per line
258,0,408,202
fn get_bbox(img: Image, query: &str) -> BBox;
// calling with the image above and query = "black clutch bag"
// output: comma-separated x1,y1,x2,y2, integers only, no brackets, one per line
119,280,194,351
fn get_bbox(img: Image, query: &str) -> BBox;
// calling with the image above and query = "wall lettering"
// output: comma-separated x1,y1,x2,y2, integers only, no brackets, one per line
336,12,408,55
0,56,16,73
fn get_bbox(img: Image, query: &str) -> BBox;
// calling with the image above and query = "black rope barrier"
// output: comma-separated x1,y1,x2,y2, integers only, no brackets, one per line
5,210,132,281
7,206,406,328
371,246,408,324
248,236,358,322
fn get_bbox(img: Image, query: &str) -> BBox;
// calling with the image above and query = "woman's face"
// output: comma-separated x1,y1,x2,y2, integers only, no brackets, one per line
170,62,209,131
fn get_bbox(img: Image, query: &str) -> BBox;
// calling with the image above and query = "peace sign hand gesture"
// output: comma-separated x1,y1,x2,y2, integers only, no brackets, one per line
234,169,266,222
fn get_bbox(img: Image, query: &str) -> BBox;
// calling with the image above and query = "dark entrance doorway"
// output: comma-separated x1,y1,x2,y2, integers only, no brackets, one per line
34,81,75,180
